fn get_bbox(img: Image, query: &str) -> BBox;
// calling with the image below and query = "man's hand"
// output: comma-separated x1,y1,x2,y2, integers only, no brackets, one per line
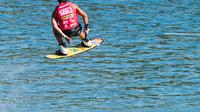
63,34,72,44
85,28,90,34
84,24,89,35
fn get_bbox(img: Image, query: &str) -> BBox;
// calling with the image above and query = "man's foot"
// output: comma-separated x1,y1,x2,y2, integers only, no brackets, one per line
82,40,92,47
55,45,68,55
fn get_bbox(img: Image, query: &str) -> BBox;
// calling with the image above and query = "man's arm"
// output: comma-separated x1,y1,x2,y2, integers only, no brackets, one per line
51,10,70,40
73,4,88,28
52,10,65,36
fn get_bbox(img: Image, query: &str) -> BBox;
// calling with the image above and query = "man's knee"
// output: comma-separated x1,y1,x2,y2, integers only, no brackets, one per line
79,32,85,39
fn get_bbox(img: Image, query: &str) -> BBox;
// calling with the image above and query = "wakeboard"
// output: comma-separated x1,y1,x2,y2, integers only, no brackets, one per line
46,38,104,59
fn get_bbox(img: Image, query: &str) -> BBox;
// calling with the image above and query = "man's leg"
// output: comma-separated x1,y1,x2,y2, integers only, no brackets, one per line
53,29,65,46
79,31,85,40
79,30,92,47
53,29,68,55
79,28,89,40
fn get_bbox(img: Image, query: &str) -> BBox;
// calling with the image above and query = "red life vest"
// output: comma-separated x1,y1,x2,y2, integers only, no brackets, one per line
56,2,79,30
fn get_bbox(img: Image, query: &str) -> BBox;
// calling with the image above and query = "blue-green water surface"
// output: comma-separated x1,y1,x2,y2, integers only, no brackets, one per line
0,0,200,112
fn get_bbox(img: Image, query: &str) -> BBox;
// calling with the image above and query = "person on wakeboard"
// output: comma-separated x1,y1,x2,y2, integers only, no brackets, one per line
51,0,92,55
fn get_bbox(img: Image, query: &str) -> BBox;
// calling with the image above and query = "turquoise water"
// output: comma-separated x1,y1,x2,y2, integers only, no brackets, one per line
0,0,200,111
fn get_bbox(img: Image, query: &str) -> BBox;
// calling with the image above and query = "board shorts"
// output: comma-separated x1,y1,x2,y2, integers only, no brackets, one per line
63,24,82,37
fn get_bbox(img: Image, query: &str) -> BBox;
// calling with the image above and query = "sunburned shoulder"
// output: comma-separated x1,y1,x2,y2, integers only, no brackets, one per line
71,3,78,9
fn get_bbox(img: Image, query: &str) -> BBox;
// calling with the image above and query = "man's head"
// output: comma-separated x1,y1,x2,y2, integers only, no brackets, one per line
58,0,67,3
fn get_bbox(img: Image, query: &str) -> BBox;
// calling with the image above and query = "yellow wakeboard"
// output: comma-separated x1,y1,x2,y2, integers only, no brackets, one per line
46,38,104,59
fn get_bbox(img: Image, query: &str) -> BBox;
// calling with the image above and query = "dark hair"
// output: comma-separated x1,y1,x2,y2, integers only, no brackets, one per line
58,0,67,3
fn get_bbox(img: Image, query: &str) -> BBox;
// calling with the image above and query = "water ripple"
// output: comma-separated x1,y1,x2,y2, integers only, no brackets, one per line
0,0,200,112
